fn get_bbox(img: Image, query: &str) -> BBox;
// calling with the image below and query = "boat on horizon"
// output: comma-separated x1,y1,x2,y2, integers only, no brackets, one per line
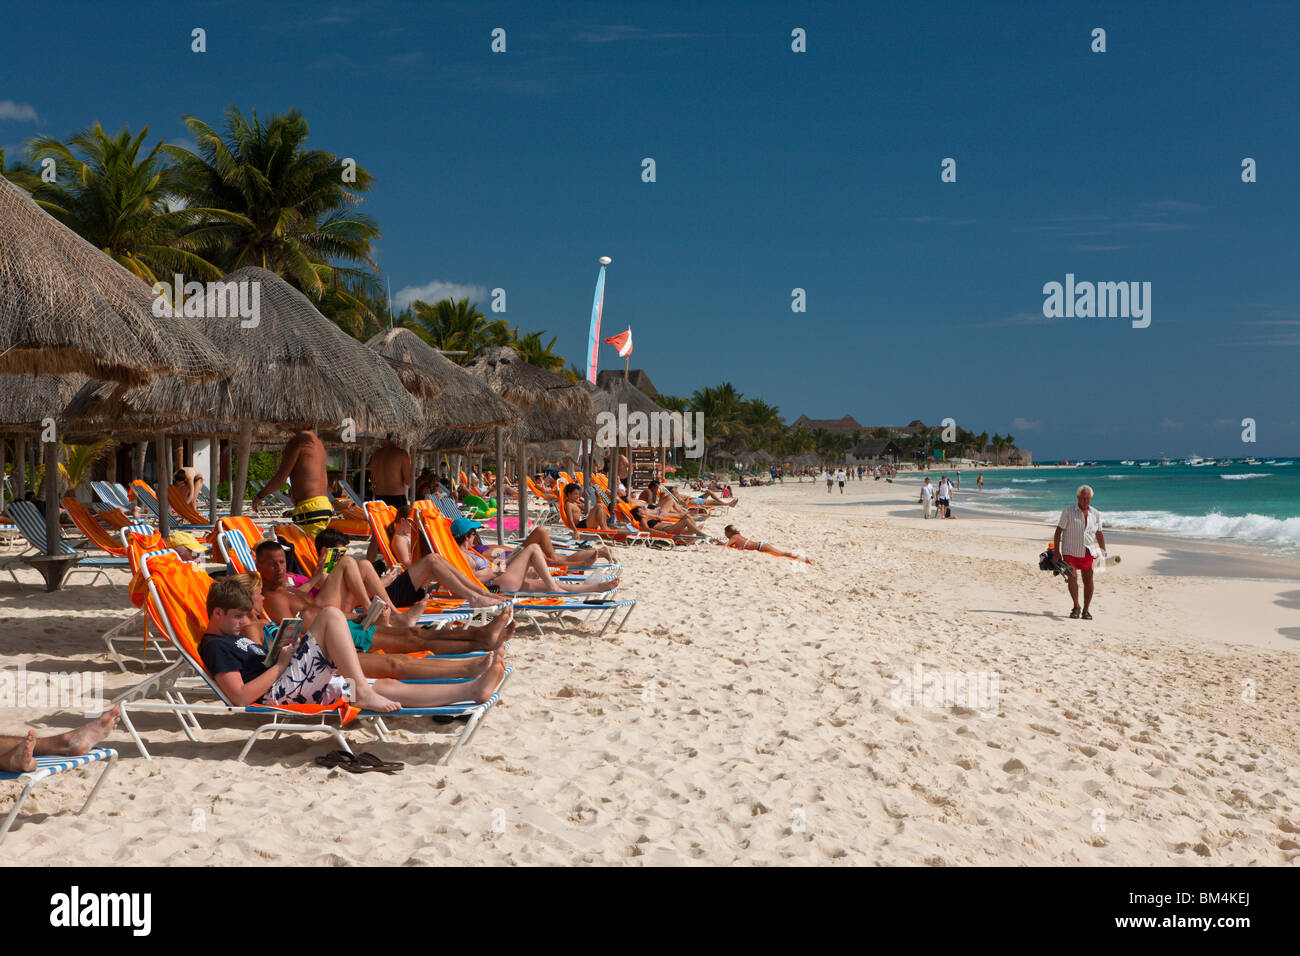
1120,460,1135,466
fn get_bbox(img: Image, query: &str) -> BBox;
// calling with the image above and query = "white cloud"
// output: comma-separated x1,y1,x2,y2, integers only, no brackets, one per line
1010,418,1041,431
394,280,487,310
0,100,39,122
1159,418,1184,430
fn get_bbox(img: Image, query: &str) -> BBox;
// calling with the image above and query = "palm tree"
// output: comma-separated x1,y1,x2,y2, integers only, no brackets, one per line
167,107,380,318
23,124,222,284
59,440,117,493
990,433,1005,465
406,298,511,358
513,330,568,372
1003,434,1016,465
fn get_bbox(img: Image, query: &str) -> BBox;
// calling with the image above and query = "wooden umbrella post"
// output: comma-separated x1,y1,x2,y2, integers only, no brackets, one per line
517,441,528,537
43,434,59,557
13,435,25,500
155,433,171,539
232,422,252,516
208,433,220,525
494,426,505,545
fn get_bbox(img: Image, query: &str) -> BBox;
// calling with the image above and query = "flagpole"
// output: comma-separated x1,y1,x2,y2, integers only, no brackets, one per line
584,256,610,513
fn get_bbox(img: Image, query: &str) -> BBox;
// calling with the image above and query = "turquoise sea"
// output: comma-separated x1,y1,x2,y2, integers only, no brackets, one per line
918,459,1300,553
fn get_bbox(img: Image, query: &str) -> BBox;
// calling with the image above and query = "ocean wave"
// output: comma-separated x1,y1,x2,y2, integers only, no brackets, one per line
1103,510,1300,549
1102,474,1129,479
1220,473,1269,480
1010,478,1047,483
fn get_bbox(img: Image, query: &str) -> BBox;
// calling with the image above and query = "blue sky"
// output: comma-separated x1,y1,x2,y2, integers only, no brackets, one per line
3,0,1297,458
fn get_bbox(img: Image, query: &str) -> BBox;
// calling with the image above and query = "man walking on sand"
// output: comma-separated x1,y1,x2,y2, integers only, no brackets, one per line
252,428,332,538
1054,484,1107,620
919,477,934,518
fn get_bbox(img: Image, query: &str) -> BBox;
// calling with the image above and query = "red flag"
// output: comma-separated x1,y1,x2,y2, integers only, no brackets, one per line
603,327,632,358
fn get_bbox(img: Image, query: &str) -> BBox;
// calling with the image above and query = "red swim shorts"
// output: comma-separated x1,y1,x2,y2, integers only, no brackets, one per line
1063,553,1094,571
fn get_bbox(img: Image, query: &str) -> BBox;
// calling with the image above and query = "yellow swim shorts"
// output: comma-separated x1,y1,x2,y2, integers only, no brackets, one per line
291,495,335,539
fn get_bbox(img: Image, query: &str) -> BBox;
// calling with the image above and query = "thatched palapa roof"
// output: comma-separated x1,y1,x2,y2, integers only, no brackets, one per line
0,178,224,385
64,268,424,440
365,328,518,433
425,346,594,450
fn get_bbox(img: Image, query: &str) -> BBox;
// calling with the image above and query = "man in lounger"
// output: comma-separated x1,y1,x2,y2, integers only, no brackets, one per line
172,466,204,508
0,707,120,773
722,525,811,562
251,428,333,538
229,572,511,681
200,578,507,713
562,482,613,530
256,539,509,660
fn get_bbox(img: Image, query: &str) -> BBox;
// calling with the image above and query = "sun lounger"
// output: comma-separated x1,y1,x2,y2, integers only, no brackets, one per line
555,480,655,547
167,484,214,527
2,501,129,588
102,525,172,672
416,511,634,637
131,480,208,530
91,480,133,512
115,549,512,763
62,497,130,556
215,528,258,574
274,523,321,575
0,747,118,846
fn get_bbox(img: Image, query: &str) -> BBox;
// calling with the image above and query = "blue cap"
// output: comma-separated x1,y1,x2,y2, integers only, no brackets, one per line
449,516,482,540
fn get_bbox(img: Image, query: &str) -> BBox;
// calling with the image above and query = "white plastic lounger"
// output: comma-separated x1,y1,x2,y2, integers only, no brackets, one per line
3,501,128,587
116,550,512,764
0,747,118,846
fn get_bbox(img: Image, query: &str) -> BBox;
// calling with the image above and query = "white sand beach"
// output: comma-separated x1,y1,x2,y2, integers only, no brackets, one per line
3,478,1299,866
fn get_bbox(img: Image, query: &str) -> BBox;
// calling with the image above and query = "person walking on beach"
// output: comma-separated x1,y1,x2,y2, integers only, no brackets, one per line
936,475,954,518
919,477,934,518
1054,484,1107,620
977,473,983,491
826,469,834,494
252,428,333,538
836,467,846,493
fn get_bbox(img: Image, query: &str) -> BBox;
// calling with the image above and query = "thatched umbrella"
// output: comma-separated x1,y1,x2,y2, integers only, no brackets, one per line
445,346,594,542
365,328,519,492
0,374,87,515
0,179,226,572
0,178,223,385
588,376,674,499
64,267,424,525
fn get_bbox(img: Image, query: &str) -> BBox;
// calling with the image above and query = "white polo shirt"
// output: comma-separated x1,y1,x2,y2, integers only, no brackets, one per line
1057,503,1102,558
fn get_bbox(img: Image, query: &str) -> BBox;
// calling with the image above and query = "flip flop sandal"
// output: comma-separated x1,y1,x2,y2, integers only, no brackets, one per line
1081,610,1093,620
1069,608,1081,619
355,752,404,772
314,749,355,769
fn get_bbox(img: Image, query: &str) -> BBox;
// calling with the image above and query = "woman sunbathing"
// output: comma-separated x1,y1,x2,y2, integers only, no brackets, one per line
626,504,706,538
722,525,811,562
452,517,619,594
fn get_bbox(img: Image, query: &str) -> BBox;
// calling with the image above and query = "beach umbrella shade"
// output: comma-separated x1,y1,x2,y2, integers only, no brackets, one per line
431,346,595,542
62,267,425,517
0,177,224,385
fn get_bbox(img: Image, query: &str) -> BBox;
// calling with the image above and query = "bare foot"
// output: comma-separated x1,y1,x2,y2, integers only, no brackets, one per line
396,596,429,626
468,592,510,609
0,731,37,772
468,652,508,703
588,577,619,593
354,685,400,713
64,706,120,755
473,605,513,646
